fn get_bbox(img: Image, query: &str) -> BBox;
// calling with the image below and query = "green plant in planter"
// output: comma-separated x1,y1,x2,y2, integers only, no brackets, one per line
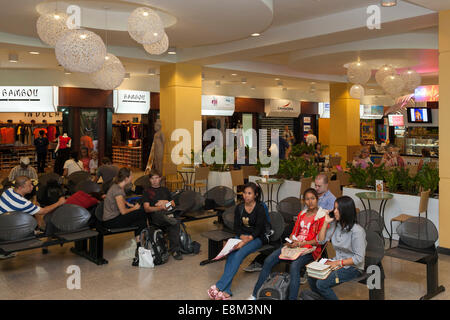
208,147,229,172
290,143,315,157
416,164,439,195
397,167,417,194
385,168,400,193
303,159,319,178
366,163,386,188
347,164,369,189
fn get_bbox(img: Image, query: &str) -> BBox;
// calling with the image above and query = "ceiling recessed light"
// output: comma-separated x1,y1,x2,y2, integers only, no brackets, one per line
277,81,283,87
8,53,18,63
29,51,40,55
231,73,237,76
241,78,247,84
251,85,256,90
381,0,397,7
148,68,156,76
168,47,176,55
143,11,149,16
64,69,71,74
275,78,280,81
251,33,260,37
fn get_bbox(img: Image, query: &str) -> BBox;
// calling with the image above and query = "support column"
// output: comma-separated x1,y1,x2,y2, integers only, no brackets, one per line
329,83,360,166
438,11,450,249
159,63,202,170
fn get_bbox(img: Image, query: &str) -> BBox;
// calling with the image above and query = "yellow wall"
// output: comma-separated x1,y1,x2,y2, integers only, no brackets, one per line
439,11,450,248
318,118,330,153
159,63,202,167
329,83,360,166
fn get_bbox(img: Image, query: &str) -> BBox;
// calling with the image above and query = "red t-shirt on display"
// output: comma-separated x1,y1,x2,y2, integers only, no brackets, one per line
58,135,71,149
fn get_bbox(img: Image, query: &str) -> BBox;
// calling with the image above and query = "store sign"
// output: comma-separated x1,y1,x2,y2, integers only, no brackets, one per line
414,85,439,102
201,95,235,116
360,105,384,119
0,86,58,112
113,90,150,114
318,102,330,118
265,99,301,117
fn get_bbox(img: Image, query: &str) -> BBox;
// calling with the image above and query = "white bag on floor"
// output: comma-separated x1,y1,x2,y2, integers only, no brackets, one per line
138,247,154,268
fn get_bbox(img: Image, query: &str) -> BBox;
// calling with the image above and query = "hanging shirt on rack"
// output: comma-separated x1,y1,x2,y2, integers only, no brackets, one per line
3,127,15,144
33,127,47,139
47,125,57,142
80,135,94,150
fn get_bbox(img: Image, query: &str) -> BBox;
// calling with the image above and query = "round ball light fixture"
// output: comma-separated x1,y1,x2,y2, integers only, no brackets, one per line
90,53,125,90
376,65,396,87
401,69,421,93
350,84,365,99
36,12,70,47
55,29,107,73
143,32,169,55
382,74,405,98
347,61,371,85
128,7,164,45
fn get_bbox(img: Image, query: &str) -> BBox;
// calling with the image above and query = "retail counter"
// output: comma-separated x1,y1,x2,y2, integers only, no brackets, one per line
370,153,438,166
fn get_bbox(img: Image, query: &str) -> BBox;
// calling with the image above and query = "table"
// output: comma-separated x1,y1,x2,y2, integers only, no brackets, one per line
255,179,284,211
356,192,394,240
177,167,195,190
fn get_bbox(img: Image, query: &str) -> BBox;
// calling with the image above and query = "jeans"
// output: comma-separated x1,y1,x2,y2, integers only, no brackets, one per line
307,266,362,300
103,209,147,237
37,152,47,173
253,247,313,300
216,237,263,296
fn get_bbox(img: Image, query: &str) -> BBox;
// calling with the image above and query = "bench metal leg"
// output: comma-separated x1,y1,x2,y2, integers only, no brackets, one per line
199,239,224,266
70,235,108,265
420,255,445,300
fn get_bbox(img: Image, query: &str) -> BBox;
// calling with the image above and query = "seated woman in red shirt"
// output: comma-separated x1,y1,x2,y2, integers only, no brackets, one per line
248,188,327,300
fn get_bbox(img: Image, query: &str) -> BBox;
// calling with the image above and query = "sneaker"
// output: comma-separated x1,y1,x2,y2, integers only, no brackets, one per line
172,251,183,260
247,295,256,300
300,276,307,284
244,261,262,272
132,257,139,267
0,252,16,260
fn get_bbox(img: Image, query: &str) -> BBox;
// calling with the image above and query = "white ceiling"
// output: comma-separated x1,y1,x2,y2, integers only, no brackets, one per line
0,0,443,98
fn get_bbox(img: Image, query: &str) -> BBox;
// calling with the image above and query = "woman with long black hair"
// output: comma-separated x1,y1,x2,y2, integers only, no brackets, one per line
308,196,367,300
208,182,267,300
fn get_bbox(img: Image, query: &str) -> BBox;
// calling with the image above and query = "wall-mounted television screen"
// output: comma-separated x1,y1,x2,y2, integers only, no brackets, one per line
407,108,432,123
388,114,404,126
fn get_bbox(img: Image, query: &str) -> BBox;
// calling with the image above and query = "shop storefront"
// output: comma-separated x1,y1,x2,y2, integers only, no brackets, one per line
0,86,60,172
112,90,151,170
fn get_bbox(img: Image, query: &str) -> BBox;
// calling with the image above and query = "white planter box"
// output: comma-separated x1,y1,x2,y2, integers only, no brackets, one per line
343,187,439,245
249,176,302,209
207,171,233,190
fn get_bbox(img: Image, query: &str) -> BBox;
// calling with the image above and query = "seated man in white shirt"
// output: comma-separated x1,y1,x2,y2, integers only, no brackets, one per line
0,176,66,258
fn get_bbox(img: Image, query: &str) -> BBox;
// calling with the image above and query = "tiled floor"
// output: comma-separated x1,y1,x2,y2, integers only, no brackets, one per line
1,216,450,300
1,168,450,300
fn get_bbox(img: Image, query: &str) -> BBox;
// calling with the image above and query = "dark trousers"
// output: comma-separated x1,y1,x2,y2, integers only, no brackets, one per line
103,209,147,237
37,152,47,173
147,211,180,253
54,148,70,176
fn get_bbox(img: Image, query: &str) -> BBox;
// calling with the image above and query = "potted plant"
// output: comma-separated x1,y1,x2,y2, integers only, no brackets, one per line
416,164,439,197
347,164,369,189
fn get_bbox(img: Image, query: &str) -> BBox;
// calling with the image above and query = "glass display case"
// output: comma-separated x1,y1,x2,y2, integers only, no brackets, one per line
404,127,439,157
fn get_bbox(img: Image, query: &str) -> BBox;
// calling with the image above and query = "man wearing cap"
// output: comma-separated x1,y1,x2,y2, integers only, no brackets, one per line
8,157,38,182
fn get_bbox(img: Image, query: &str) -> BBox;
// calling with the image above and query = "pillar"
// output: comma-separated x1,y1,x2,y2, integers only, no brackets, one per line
329,83,360,166
159,63,202,170
438,11,450,249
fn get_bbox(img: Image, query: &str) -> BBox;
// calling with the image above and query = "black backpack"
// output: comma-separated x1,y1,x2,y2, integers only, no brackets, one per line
140,227,169,265
179,223,201,255
257,272,290,300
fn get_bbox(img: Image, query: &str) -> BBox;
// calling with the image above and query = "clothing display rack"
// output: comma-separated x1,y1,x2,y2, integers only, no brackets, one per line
112,121,142,146
0,146,54,171
112,146,142,169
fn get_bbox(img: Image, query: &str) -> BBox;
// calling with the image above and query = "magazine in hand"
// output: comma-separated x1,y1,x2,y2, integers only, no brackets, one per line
212,238,242,261
306,259,339,280
279,246,315,261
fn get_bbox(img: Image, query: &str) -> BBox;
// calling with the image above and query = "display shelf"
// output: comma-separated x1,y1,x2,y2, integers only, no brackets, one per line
112,146,142,169
0,147,55,171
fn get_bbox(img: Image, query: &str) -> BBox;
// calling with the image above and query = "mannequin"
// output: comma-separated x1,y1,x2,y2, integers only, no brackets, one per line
145,120,165,176
54,133,72,175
